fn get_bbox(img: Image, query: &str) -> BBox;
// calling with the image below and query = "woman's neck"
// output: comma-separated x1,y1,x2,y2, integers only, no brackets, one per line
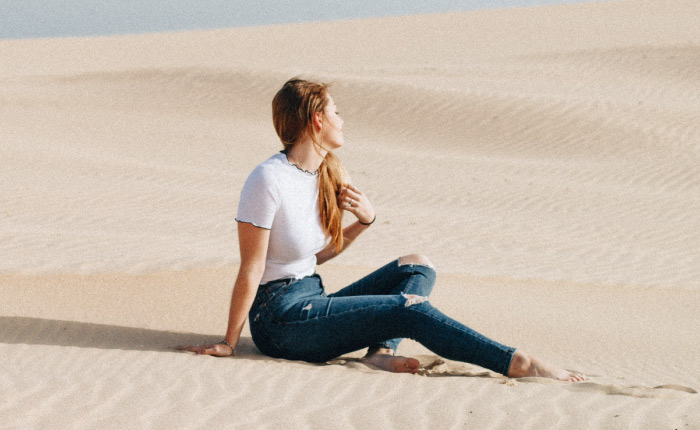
285,138,327,174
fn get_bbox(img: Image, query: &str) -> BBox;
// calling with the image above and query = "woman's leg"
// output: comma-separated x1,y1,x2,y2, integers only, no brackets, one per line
328,254,436,357
252,265,585,381
329,255,436,298
255,276,513,375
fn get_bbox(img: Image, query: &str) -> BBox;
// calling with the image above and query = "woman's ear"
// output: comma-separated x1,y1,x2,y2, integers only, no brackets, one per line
312,111,323,132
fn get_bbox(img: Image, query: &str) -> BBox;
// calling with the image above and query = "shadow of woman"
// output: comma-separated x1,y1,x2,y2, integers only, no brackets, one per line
0,316,262,358
0,316,488,376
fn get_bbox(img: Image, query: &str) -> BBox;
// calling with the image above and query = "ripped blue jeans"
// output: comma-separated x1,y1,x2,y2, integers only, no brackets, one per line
248,259,515,375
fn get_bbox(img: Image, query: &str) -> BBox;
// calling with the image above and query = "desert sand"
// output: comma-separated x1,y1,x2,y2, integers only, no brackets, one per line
1,0,699,428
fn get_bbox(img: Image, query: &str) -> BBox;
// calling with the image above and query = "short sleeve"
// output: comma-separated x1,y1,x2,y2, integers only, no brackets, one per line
236,165,280,229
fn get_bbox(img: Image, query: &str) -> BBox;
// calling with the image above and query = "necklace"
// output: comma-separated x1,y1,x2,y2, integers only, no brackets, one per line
284,152,319,176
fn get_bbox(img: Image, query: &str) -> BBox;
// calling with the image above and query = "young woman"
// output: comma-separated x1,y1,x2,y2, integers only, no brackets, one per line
180,78,585,381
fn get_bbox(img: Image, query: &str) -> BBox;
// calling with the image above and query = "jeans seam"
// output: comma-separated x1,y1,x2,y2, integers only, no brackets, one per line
266,299,498,352
266,302,399,326
257,282,295,312
407,305,500,346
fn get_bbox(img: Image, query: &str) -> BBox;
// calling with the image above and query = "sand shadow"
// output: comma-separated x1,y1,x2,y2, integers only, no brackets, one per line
0,316,454,375
0,316,262,358
0,316,505,379
4,316,694,397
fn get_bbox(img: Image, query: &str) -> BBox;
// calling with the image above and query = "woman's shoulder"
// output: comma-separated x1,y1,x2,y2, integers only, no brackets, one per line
248,153,285,179
239,154,285,205
255,152,285,168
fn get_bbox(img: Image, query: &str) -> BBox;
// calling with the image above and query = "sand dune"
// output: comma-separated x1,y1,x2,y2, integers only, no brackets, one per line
1,268,698,429
2,0,700,428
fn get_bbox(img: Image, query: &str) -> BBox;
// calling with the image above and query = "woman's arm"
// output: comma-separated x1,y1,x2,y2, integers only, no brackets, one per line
316,184,375,265
223,222,269,347
178,222,269,356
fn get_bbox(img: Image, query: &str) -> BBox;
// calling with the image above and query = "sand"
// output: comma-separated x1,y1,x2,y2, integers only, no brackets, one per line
2,0,699,428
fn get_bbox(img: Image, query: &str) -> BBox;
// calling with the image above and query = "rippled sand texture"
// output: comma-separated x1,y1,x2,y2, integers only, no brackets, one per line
1,0,699,428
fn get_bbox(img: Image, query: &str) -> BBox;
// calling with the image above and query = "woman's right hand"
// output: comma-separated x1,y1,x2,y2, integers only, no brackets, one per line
176,343,234,357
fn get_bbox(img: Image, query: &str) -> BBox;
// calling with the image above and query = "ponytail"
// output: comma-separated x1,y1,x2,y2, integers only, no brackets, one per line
318,151,348,253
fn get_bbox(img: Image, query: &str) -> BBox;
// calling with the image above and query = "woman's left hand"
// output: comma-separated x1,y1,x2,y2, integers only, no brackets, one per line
338,184,375,224
175,343,234,357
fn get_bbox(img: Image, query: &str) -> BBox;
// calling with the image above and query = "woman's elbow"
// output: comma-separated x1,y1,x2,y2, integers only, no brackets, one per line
316,250,335,265
237,262,265,285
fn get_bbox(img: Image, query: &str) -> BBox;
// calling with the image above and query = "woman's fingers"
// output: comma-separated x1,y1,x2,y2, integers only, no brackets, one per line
338,186,374,224
340,185,362,200
175,345,195,352
339,187,364,208
176,345,206,354
175,344,233,357
341,194,361,210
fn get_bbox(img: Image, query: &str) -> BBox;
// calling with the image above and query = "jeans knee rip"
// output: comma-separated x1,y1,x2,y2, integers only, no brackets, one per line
402,293,429,307
398,255,434,269
400,263,430,269
398,261,434,269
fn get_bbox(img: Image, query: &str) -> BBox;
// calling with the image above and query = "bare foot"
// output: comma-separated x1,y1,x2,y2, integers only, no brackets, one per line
508,350,586,382
361,348,420,374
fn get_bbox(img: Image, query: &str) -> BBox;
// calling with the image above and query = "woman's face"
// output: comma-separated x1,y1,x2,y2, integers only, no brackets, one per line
320,95,344,149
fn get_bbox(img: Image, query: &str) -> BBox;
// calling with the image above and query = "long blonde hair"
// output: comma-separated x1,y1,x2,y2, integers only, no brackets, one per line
272,78,347,253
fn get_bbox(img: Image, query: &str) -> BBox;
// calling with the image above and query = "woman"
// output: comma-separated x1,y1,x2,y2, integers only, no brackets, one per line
181,78,585,381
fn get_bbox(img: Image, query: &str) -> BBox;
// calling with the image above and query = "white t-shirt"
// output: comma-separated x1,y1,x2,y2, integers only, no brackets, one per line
236,152,330,284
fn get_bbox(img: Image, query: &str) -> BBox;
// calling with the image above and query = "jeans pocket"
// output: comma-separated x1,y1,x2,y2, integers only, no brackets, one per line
255,280,293,309
261,300,292,325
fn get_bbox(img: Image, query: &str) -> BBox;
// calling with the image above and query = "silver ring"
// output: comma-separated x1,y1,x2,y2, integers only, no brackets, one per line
349,199,354,207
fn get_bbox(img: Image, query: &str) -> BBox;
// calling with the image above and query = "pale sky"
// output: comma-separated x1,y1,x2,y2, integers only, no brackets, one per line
1,0,598,40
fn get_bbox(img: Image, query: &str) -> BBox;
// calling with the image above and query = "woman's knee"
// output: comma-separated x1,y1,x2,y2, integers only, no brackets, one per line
398,254,434,269
397,254,437,296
